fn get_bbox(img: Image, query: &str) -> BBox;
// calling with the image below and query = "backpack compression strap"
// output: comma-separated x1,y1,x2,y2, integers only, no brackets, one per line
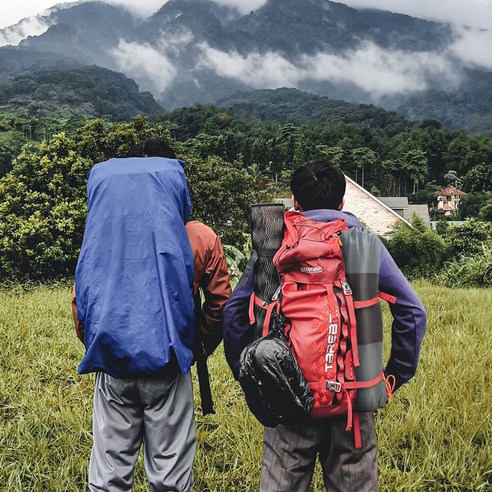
249,290,281,337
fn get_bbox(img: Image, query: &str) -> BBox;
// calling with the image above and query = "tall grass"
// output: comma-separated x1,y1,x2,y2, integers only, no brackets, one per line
0,282,491,491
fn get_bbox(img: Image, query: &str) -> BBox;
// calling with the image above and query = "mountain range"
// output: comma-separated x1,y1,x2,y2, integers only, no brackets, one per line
0,0,491,134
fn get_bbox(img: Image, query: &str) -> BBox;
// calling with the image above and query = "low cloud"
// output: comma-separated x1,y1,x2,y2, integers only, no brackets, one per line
206,0,267,15
449,26,492,70
111,40,177,94
102,0,268,18
0,16,51,47
198,41,460,99
198,46,304,87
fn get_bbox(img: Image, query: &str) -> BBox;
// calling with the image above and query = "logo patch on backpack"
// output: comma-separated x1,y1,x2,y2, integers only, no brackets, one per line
300,266,323,273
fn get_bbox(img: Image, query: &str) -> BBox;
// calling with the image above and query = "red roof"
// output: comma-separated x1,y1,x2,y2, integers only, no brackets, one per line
438,187,466,197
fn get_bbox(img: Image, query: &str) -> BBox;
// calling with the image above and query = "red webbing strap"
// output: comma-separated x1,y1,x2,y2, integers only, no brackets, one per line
343,287,360,367
249,294,267,326
248,293,280,337
345,371,384,390
379,291,397,304
384,374,396,398
353,297,379,309
343,387,353,432
249,294,257,325
262,301,279,337
353,413,362,449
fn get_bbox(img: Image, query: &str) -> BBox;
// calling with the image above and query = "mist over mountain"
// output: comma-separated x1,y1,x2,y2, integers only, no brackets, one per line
0,0,491,134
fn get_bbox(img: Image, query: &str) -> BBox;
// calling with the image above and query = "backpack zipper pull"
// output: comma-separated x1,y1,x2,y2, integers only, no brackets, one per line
271,285,282,301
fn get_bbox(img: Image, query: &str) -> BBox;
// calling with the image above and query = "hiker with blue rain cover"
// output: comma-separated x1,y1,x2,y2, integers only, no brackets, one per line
73,139,230,491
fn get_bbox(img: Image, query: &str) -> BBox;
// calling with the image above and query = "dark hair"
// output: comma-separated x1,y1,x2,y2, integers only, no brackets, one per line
290,160,346,211
143,138,176,159
125,143,144,157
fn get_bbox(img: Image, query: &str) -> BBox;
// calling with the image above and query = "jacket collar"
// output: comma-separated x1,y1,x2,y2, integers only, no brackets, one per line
303,209,363,228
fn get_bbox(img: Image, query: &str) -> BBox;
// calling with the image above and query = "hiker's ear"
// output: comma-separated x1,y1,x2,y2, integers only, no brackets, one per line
292,196,302,211
337,199,344,211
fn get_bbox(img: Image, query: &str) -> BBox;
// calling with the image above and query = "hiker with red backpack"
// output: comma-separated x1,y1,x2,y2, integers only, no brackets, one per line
223,161,427,491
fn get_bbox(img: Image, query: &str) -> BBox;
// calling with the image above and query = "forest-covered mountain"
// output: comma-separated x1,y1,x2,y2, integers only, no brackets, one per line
0,66,163,121
0,0,491,134
216,88,412,135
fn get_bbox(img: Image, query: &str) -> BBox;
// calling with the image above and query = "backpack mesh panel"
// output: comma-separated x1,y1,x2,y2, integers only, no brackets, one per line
250,204,285,338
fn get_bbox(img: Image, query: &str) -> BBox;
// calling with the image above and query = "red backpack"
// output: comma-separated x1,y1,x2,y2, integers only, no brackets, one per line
251,211,394,446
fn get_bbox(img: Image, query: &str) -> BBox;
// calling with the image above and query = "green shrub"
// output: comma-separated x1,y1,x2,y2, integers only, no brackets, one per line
446,218,490,258
386,217,448,279
438,244,492,288
185,156,260,248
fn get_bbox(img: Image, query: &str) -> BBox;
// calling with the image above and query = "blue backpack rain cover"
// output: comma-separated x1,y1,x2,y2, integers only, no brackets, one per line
75,157,195,378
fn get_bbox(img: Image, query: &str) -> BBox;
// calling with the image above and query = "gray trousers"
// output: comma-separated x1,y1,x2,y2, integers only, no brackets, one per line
260,412,378,492
89,368,196,492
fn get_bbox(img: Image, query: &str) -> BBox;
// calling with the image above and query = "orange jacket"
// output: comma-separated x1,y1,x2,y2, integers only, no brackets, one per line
186,220,231,354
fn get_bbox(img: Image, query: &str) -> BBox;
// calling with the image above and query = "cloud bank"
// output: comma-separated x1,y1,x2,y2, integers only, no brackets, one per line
111,40,178,93
450,26,492,70
111,27,197,94
1,0,490,102
198,41,461,100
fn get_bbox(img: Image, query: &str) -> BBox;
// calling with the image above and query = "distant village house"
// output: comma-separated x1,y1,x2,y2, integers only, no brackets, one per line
436,187,466,216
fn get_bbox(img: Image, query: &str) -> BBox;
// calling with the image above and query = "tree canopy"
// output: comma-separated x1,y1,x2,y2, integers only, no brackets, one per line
0,106,491,281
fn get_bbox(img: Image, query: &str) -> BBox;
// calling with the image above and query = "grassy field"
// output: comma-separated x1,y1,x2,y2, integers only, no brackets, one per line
0,282,491,491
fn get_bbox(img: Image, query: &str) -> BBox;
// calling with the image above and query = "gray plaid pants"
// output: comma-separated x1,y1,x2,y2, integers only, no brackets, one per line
89,368,196,492
260,412,378,492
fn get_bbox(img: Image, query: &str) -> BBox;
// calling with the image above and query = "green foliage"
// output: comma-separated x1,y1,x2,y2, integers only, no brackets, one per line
0,151,12,177
386,218,448,279
434,220,449,237
0,98,491,281
185,155,260,247
479,201,492,221
438,244,492,288
0,134,91,280
463,163,492,192
216,88,412,135
166,104,491,202
223,244,247,283
458,192,492,222
0,66,163,122
446,218,490,258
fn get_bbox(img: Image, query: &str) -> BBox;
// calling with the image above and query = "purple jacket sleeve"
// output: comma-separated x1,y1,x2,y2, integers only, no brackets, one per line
223,253,257,380
378,243,427,391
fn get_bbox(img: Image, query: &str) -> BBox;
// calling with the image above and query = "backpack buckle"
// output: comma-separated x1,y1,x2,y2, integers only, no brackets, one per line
327,381,342,393
342,281,352,296
271,285,282,301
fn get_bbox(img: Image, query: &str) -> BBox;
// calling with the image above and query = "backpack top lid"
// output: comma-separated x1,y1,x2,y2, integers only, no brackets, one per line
274,211,348,284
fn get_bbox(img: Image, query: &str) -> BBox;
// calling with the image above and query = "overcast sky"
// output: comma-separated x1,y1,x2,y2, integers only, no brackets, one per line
0,0,491,30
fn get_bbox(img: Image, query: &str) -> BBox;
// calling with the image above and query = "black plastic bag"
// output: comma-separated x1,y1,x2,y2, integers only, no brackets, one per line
238,313,313,427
